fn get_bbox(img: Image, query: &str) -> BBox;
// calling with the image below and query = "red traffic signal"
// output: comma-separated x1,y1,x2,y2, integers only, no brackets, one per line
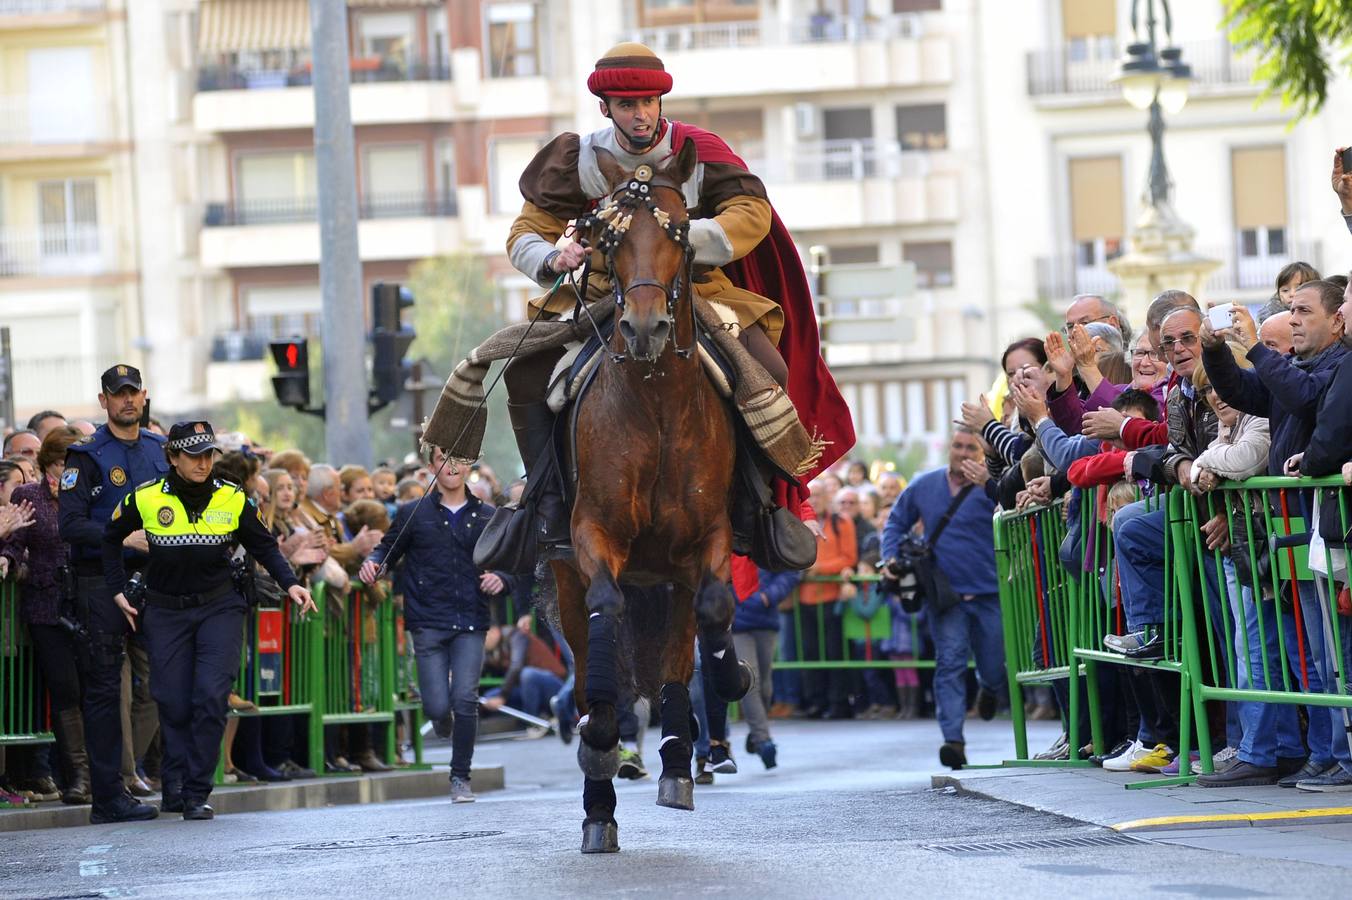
269,338,311,408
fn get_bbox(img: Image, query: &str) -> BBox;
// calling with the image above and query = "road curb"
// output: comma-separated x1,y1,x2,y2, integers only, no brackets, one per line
932,772,1352,833
0,765,504,833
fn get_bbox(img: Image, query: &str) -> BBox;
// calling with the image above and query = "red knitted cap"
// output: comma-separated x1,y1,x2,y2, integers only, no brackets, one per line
587,42,672,98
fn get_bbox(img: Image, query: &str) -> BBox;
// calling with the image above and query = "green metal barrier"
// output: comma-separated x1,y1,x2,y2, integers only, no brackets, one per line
993,498,1089,765
776,574,934,672
0,579,54,747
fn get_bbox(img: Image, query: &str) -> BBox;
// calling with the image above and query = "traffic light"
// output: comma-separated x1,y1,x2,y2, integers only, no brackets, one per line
370,282,415,408
269,338,311,409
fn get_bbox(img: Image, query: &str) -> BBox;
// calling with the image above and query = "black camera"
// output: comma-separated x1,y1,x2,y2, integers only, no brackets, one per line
123,571,148,613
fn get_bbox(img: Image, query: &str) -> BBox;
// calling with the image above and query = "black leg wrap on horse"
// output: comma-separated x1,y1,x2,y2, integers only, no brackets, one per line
585,613,620,707
700,629,754,703
581,778,620,853
655,682,695,811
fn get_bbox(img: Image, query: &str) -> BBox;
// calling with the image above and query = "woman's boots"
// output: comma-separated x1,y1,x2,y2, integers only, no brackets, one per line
55,708,91,805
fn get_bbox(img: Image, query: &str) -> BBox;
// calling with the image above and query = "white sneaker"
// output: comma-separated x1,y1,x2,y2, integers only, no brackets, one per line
1212,746,1238,771
1102,739,1147,772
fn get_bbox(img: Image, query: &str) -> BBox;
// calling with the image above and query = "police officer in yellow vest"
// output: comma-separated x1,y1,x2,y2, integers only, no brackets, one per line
102,421,315,820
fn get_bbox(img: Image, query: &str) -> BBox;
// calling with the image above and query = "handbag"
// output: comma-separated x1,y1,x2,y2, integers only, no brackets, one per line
730,439,818,572
474,442,556,573
890,486,973,615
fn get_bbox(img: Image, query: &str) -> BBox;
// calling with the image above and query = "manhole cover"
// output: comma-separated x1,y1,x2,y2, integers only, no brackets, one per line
290,831,503,851
925,833,1143,855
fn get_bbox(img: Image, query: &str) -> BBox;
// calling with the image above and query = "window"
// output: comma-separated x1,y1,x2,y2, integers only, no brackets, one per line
27,46,97,143
1060,0,1114,41
243,284,321,339
432,6,449,70
1068,156,1123,251
363,144,426,217
824,245,880,266
902,240,953,288
435,140,458,212
705,109,763,158
486,2,540,77
355,11,416,71
638,0,757,26
37,179,98,257
821,106,875,179
893,0,941,11
236,151,317,224
822,107,873,141
490,137,544,214
1231,146,1287,259
895,104,946,151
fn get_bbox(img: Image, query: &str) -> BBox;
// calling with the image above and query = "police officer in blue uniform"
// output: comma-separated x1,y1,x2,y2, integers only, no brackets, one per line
103,421,315,820
58,364,168,824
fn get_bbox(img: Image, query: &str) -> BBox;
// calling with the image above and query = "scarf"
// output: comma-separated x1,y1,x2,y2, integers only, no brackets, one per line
168,470,214,522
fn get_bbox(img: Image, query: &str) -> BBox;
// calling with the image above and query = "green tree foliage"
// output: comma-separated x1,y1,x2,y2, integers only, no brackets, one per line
1225,0,1352,119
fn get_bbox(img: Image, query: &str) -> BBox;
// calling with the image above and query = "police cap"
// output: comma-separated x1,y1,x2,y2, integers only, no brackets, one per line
165,421,220,456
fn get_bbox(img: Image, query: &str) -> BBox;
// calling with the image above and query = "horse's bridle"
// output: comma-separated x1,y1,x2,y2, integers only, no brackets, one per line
574,163,697,361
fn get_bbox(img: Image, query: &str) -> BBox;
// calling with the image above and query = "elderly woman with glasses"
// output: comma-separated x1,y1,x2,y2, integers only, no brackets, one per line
1046,320,1168,436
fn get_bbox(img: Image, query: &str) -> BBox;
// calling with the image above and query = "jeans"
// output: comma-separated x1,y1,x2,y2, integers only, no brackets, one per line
492,667,564,719
410,628,485,780
690,641,710,758
929,594,1006,744
1115,504,1168,630
1304,581,1352,773
734,630,776,746
1225,561,1304,767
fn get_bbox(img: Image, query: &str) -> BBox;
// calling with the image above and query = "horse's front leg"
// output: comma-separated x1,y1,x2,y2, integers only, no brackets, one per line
655,585,697,811
693,528,753,705
572,519,629,778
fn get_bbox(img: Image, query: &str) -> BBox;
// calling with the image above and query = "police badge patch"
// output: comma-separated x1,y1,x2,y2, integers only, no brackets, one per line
157,506,175,527
60,469,79,491
109,466,127,487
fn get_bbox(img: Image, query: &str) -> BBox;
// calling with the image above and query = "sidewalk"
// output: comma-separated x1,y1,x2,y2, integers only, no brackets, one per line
934,764,1352,869
0,764,504,833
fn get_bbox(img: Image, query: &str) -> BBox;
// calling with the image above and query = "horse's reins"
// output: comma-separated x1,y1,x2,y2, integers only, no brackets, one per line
370,273,564,580
573,163,697,362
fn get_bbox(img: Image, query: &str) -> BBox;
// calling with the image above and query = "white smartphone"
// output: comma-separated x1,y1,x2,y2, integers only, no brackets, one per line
1207,303,1234,330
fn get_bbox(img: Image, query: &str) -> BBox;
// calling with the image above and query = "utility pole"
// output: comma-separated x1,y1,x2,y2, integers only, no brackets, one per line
309,0,371,467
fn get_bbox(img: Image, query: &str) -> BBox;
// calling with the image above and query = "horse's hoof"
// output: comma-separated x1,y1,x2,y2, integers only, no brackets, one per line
578,740,621,780
733,659,755,701
656,775,694,811
581,820,620,854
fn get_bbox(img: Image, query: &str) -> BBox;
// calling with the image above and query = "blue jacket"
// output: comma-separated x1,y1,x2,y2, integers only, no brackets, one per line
733,567,802,632
880,467,998,597
366,492,509,632
1204,340,1347,475
59,425,168,565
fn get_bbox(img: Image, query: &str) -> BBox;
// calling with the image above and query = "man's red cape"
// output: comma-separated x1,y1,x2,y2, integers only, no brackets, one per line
668,121,856,513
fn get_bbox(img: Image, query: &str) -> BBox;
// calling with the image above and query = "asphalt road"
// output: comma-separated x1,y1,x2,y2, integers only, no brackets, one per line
3,717,1345,899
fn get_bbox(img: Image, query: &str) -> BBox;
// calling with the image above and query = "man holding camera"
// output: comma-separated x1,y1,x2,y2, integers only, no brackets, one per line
879,427,1003,771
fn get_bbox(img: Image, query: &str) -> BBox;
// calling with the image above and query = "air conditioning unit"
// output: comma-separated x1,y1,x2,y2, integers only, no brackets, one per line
794,102,819,139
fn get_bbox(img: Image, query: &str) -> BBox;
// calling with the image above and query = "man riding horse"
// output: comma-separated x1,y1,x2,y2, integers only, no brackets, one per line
503,42,853,548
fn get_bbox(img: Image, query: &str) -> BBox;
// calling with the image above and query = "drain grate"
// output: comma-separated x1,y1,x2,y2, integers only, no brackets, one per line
925,833,1143,855
290,830,503,851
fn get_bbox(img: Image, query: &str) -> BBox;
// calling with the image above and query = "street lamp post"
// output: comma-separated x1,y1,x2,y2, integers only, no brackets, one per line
1106,0,1218,321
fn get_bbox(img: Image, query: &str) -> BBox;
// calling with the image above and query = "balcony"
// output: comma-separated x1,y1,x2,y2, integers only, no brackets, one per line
624,14,951,97
1033,253,1123,303
197,50,451,93
1026,37,1257,102
748,141,959,229
0,0,105,27
0,225,117,278
11,351,119,413
199,190,463,269
0,95,117,156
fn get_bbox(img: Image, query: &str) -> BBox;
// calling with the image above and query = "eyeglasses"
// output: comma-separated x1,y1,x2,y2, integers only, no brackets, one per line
1062,314,1114,336
1131,349,1163,361
1158,333,1200,353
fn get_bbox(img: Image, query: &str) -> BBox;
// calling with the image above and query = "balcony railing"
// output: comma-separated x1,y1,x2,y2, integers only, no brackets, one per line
625,13,922,53
197,50,451,92
1034,254,1122,302
1026,37,1257,98
0,225,115,277
747,140,939,183
0,0,104,14
0,95,114,144
203,190,457,227
11,352,120,409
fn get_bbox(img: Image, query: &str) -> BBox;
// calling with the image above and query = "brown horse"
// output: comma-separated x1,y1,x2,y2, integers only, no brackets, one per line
552,142,752,854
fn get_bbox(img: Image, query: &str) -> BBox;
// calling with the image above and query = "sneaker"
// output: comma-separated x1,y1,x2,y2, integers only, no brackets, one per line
1090,738,1132,767
617,748,648,780
1279,760,1335,788
1103,629,1164,659
1211,746,1238,772
450,776,475,803
1102,739,1147,772
938,741,967,770
976,687,998,721
705,743,737,775
1160,751,1200,776
757,739,778,770
18,777,60,802
1033,732,1069,761
279,760,317,780
1196,760,1280,787
694,758,714,785
1130,743,1176,773
1296,766,1352,793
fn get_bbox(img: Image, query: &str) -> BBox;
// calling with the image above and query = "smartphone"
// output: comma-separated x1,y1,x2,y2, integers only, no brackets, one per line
1342,147,1352,173
1207,303,1234,331
140,397,151,428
